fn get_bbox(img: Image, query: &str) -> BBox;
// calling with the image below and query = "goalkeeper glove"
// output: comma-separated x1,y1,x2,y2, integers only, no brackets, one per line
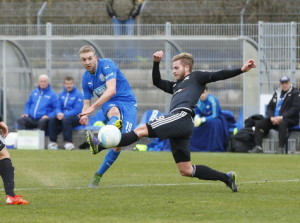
194,115,206,127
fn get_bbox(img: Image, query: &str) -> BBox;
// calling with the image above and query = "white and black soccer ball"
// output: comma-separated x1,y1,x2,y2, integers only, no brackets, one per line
98,125,121,148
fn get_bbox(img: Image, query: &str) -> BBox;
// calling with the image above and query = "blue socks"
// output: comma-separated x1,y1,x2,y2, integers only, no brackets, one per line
107,116,119,126
96,116,121,176
96,149,120,176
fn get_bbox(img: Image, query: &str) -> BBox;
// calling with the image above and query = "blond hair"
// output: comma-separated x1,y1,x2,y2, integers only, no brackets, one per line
78,45,96,55
172,52,194,72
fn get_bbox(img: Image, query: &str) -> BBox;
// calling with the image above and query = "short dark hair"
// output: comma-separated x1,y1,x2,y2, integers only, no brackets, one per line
64,76,74,82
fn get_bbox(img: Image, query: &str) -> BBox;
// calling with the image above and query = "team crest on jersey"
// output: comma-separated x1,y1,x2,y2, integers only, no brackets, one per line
99,74,105,82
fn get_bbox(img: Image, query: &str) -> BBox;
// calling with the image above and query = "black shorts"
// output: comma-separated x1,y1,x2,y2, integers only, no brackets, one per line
148,111,194,163
0,136,5,151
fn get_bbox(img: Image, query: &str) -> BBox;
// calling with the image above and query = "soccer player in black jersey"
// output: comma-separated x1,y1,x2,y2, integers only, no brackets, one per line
0,115,29,204
88,50,256,192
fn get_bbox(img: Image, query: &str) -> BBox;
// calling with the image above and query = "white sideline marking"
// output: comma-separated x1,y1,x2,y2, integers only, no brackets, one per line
1,179,299,191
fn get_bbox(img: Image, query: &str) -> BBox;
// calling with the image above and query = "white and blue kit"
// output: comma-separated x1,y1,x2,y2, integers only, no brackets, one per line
82,58,137,133
82,58,137,177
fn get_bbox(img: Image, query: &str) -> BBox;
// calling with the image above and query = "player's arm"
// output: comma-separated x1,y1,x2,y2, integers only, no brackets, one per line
80,78,116,117
197,59,256,84
89,78,116,112
82,99,91,113
152,51,174,94
0,115,9,137
79,99,91,125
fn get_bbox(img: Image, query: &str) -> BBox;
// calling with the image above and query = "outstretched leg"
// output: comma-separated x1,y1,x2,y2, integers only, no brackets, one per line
171,137,238,192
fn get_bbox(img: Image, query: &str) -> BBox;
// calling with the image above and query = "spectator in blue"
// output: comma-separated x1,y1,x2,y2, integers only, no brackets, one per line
17,74,57,133
47,76,83,151
78,45,137,188
190,87,229,152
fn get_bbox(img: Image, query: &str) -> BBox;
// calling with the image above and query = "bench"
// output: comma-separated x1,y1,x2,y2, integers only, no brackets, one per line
263,125,300,154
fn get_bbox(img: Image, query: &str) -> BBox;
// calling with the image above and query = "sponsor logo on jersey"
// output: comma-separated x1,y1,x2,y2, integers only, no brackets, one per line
105,72,114,79
94,84,107,98
104,65,110,69
99,74,105,82
173,88,185,95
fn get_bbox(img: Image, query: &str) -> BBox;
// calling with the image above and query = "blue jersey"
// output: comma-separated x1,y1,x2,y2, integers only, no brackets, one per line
81,58,136,105
195,94,222,122
24,85,57,120
57,86,83,117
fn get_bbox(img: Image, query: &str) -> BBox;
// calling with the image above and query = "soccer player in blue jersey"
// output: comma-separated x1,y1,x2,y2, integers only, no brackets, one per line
78,45,137,188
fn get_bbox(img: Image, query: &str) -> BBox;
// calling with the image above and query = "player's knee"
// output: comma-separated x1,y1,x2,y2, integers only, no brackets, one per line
108,107,120,117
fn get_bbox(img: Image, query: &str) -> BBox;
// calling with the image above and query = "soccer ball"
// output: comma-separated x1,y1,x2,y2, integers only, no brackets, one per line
98,125,122,148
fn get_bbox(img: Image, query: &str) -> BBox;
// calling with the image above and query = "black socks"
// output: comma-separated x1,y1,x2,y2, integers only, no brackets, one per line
96,131,139,151
192,165,228,183
0,158,15,196
117,131,139,147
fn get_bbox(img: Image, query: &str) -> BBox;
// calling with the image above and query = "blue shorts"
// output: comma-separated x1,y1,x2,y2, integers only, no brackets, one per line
102,101,138,133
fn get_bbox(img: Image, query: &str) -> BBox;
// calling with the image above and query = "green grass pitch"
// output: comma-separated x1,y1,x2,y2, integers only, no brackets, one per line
1,149,300,223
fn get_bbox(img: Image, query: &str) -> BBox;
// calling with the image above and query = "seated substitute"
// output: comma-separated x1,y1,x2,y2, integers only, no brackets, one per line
249,76,300,153
17,74,57,133
190,87,229,152
48,76,83,150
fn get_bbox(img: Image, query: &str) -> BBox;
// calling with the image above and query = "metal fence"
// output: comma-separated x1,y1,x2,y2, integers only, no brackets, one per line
1,22,300,130
0,23,259,39
0,36,251,129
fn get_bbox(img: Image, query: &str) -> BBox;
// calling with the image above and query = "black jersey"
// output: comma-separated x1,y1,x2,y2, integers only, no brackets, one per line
152,62,243,114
